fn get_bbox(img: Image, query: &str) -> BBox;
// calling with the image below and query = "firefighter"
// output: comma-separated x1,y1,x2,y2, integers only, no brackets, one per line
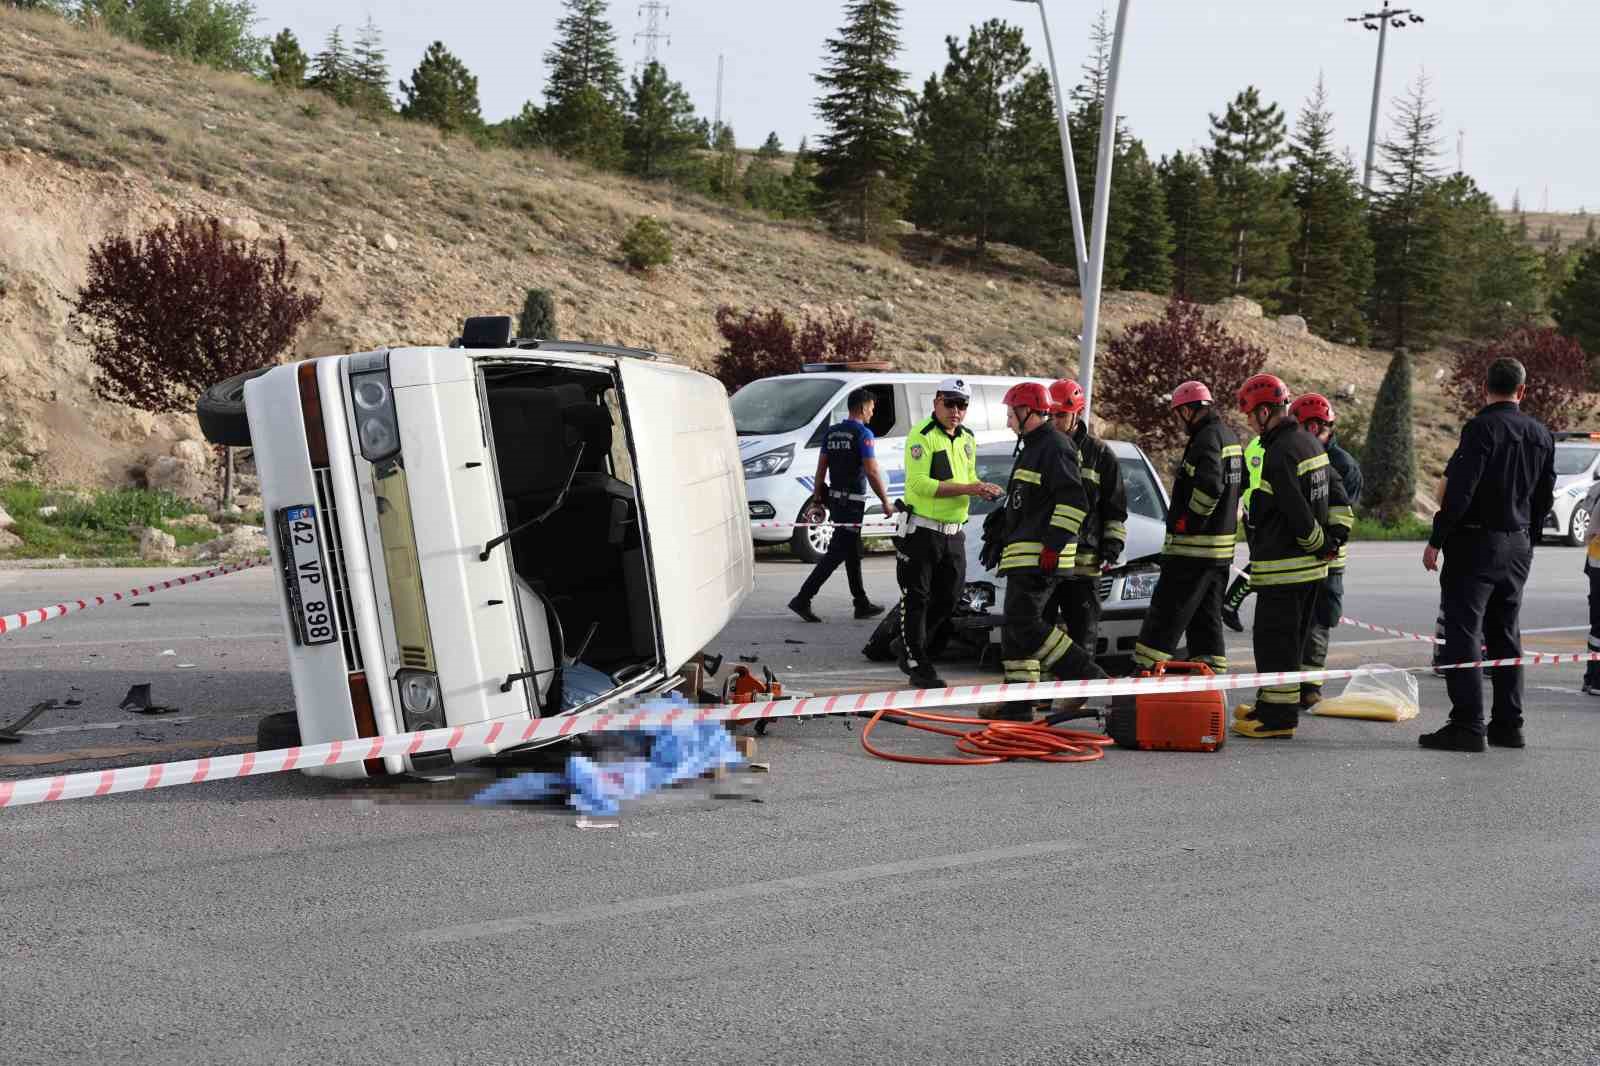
984,382,1105,718
1042,379,1127,660
895,377,1005,688
1230,373,1349,739
1131,381,1243,677
1287,393,1361,708
1220,433,1267,632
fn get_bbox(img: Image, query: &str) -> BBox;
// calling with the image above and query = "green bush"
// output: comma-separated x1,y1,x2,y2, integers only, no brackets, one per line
1350,514,1432,541
620,216,673,271
517,288,558,339
0,482,205,559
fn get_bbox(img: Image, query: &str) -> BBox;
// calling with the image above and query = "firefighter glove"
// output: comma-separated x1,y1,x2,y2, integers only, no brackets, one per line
1039,548,1060,573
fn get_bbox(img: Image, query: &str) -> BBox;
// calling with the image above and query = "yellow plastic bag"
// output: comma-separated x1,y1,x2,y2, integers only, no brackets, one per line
1313,666,1420,722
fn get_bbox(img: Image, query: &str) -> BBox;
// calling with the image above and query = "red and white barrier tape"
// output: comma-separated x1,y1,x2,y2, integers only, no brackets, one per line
5,650,1598,810
750,520,877,530
0,557,270,636
1339,615,1442,645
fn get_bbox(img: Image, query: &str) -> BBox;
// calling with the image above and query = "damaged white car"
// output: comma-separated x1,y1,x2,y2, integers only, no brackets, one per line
198,315,754,778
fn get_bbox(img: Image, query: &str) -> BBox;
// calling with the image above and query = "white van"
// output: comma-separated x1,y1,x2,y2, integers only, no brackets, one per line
198,316,753,779
734,368,1052,561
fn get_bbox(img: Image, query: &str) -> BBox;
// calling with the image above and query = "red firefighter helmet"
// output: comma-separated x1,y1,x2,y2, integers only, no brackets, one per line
1288,392,1335,426
1049,379,1086,415
1237,373,1291,414
1002,381,1053,415
1170,380,1213,410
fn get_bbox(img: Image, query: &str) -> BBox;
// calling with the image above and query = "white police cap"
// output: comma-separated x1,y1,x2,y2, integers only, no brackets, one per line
935,376,972,400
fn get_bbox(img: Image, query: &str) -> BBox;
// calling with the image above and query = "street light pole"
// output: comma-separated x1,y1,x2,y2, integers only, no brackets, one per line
1009,0,1087,281
1346,3,1425,193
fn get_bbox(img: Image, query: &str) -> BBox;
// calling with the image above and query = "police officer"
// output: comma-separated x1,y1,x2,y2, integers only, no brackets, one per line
1287,393,1360,709
1220,433,1267,632
1131,381,1243,676
989,382,1106,713
896,377,1004,688
1043,379,1127,660
789,387,893,624
1420,357,1555,752
1230,373,1348,740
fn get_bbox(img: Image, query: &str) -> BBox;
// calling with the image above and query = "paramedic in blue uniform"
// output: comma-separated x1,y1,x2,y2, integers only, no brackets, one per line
789,386,893,623
1419,357,1555,753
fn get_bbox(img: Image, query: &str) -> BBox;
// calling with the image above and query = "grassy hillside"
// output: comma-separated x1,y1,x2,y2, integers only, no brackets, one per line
0,7,1462,512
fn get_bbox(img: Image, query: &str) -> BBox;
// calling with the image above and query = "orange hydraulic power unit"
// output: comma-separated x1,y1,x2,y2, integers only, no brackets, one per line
1104,660,1227,752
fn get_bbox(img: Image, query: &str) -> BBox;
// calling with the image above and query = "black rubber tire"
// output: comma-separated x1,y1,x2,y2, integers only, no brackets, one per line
197,367,271,447
256,710,302,751
788,501,830,564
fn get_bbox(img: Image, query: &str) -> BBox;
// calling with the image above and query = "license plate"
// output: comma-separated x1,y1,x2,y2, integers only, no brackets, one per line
277,505,337,647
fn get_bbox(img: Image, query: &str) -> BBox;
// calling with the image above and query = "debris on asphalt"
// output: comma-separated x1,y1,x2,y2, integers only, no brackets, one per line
160,649,176,656
738,654,759,663
0,701,57,743
784,639,806,645
119,683,178,715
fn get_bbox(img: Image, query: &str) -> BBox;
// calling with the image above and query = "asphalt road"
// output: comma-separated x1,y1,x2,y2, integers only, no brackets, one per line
2,545,1598,1064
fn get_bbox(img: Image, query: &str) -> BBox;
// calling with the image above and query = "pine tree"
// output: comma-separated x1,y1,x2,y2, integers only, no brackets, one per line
1436,174,1540,336
1067,8,1132,278
1207,85,1296,304
1363,347,1416,524
543,0,627,165
813,0,914,242
1160,150,1232,303
350,17,393,114
267,28,307,91
494,101,544,149
707,124,741,204
1368,72,1447,350
1001,66,1073,265
743,133,787,213
399,42,483,136
307,26,355,106
1553,247,1600,355
623,61,702,179
908,20,1031,259
780,137,821,220
517,289,559,339
758,132,783,158
1117,142,1174,294
1287,76,1373,343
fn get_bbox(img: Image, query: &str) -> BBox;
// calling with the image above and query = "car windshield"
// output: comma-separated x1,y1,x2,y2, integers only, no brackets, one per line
971,445,1018,516
1554,446,1599,476
731,378,842,436
969,445,1167,521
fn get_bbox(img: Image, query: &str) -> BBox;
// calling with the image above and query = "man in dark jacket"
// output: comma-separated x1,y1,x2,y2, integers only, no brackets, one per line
1287,393,1361,708
1419,357,1556,752
982,382,1105,718
1043,378,1127,658
1132,381,1243,676
1231,374,1349,739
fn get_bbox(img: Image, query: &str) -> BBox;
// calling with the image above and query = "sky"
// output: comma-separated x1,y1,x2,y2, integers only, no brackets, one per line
251,1,1597,212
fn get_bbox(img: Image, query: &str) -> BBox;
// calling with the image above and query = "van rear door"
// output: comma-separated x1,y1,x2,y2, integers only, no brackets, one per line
616,360,755,668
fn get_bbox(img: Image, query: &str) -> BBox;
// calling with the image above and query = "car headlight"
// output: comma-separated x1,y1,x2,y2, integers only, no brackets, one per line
963,582,996,612
742,445,794,479
347,352,400,464
396,669,443,731
1120,570,1160,601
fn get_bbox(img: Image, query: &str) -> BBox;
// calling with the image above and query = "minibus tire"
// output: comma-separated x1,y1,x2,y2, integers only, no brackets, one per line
256,710,302,751
197,367,270,447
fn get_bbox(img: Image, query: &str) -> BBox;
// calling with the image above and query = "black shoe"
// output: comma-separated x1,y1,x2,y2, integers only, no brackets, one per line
787,597,821,623
853,600,885,619
1487,723,1525,748
1221,606,1244,633
862,641,894,662
900,657,946,688
1418,722,1486,753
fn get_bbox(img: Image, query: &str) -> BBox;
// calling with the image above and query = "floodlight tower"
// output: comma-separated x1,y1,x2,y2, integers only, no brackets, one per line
1345,1,1426,193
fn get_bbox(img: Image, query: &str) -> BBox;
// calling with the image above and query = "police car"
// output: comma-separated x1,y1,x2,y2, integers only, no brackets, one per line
1540,432,1600,546
733,367,1050,562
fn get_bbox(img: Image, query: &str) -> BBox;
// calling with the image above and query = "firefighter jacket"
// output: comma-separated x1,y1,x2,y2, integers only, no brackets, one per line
997,421,1087,574
1326,435,1361,572
1069,421,1128,577
1163,411,1243,565
1246,419,1350,587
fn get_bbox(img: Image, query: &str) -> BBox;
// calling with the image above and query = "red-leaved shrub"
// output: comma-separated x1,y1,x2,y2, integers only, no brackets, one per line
712,305,879,392
1448,327,1598,431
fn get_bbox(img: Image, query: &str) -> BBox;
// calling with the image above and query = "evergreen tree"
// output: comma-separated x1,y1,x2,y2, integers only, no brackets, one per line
813,0,914,242
517,289,559,339
1553,246,1600,356
743,133,787,213
1207,85,1296,304
1002,66,1073,265
307,25,355,106
1117,142,1173,294
1066,8,1131,277
758,132,783,158
267,28,307,91
399,42,483,136
351,17,393,114
494,101,544,149
1368,72,1447,350
1287,76,1373,343
1160,150,1232,303
780,137,822,220
707,124,741,203
623,61,702,179
908,19,1032,259
1362,347,1416,524
1436,173,1540,336
543,0,627,165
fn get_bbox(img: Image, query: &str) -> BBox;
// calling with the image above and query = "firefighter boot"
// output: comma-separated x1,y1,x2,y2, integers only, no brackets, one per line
1230,704,1296,739
1221,574,1250,633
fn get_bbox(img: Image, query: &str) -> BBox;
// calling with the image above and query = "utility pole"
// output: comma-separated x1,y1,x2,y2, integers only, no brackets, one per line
634,2,670,69
714,53,725,138
1345,2,1425,194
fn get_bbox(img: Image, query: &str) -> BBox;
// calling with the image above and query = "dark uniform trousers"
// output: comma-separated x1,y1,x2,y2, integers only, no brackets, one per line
797,496,867,603
1047,578,1102,659
1440,529,1532,733
895,526,966,668
1587,566,1600,689
1299,569,1344,698
1134,560,1229,673
1001,572,1080,681
1253,582,1320,728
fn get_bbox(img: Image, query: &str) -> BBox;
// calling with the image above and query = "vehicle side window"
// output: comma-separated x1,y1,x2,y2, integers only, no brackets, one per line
861,383,898,439
977,385,1014,433
1120,457,1166,521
